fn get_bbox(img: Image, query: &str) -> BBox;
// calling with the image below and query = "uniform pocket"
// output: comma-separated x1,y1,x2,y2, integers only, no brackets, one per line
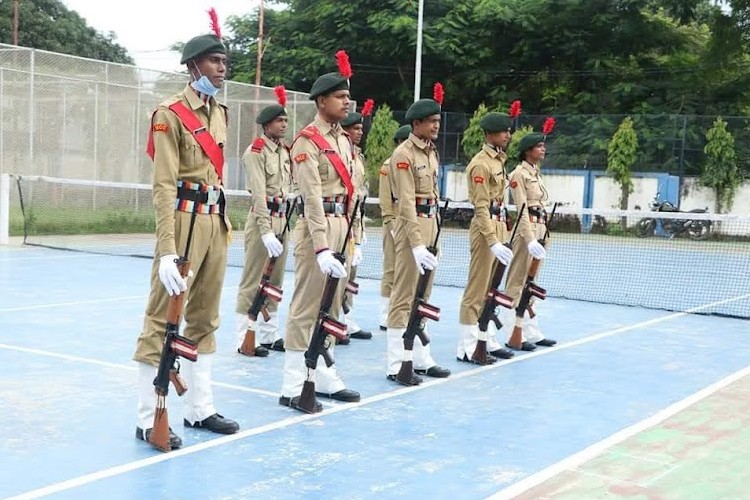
317,162,330,181
415,170,431,192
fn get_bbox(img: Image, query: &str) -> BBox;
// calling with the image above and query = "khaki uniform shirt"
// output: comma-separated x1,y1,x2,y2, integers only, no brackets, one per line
291,114,359,251
466,143,508,247
352,145,367,241
242,134,292,235
150,84,228,257
378,156,395,225
509,160,549,244
390,133,440,249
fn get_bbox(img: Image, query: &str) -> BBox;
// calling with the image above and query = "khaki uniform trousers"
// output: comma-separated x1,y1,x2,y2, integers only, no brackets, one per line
235,213,289,315
380,219,396,297
459,219,508,324
505,221,548,307
284,216,347,351
387,217,438,328
134,211,228,365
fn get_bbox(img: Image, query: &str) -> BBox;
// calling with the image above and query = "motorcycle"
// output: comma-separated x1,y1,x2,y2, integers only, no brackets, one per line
635,193,711,240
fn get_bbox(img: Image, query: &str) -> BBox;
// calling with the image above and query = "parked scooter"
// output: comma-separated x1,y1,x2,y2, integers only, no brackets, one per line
635,193,711,240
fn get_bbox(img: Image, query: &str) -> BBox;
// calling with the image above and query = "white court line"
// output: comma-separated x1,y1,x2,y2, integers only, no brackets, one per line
0,343,278,399
0,253,110,261
486,362,750,500
7,292,749,500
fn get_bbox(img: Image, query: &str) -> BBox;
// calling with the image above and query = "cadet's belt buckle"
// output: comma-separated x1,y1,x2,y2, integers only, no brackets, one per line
334,203,345,216
193,126,206,136
207,189,220,205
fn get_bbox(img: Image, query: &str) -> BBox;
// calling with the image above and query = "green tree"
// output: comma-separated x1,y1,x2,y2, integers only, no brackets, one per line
461,103,490,161
607,117,638,210
0,0,132,64
506,125,534,165
702,117,742,213
364,104,399,194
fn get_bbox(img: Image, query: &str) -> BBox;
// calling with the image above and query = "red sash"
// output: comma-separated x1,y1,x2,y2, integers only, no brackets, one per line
297,125,354,210
146,102,225,181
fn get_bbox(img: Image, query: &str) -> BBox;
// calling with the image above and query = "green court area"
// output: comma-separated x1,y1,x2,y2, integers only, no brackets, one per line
516,372,750,498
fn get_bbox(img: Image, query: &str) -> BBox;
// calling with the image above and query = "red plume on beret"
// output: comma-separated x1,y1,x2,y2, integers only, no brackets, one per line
207,8,222,38
361,98,375,117
433,82,444,106
274,85,287,108
542,117,556,136
335,50,353,79
509,100,522,119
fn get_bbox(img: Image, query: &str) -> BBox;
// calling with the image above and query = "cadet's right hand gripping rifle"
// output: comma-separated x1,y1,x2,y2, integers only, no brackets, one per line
150,211,199,453
239,199,297,357
395,199,449,386
472,203,527,364
341,199,366,315
297,199,360,414
507,202,558,350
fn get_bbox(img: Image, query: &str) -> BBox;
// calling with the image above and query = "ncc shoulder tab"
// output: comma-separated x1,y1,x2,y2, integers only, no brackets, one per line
298,126,316,139
251,137,265,154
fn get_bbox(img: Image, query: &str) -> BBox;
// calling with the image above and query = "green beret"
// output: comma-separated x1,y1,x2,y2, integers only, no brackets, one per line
517,133,545,159
480,112,512,133
340,112,363,128
308,72,349,100
394,125,412,141
405,99,441,121
180,34,226,65
256,105,287,125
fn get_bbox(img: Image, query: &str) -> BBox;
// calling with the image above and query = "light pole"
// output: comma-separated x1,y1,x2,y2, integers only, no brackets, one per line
413,0,424,102
12,0,20,45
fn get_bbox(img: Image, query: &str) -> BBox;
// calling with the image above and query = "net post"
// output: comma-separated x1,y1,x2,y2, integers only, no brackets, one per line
0,173,9,244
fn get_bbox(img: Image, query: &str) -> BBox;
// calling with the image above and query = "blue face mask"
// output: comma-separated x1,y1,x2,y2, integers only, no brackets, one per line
191,75,220,97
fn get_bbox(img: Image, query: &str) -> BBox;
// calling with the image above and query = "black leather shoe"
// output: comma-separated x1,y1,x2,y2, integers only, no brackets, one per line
489,348,515,359
184,414,239,434
316,388,360,402
349,329,372,340
379,325,387,331
414,365,451,378
238,345,269,357
506,342,537,352
136,426,182,449
535,338,557,347
458,354,497,365
337,334,351,346
278,395,323,413
387,373,423,385
260,339,285,352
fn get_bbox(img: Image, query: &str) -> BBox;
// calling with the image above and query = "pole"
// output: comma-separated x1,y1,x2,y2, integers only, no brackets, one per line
413,0,424,102
0,173,9,244
12,0,20,46
255,0,264,87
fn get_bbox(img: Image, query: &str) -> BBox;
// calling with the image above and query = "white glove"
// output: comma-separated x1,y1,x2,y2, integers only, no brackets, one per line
316,249,347,278
490,242,513,265
528,240,547,260
261,233,284,258
158,254,187,296
412,245,438,275
352,244,363,267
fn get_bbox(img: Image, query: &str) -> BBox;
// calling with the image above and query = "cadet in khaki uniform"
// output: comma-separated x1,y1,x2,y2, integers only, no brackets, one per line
386,98,450,383
280,65,361,412
457,113,515,363
338,109,372,341
378,125,411,330
134,32,239,449
503,133,557,351
234,90,292,356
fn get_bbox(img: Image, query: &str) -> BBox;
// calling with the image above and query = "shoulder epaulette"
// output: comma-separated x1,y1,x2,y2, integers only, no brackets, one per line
251,137,265,154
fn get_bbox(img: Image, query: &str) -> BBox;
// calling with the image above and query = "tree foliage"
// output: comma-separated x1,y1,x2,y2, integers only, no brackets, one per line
364,104,399,193
0,0,132,64
461,103,490,160
702,117,742,212
607,117,638,211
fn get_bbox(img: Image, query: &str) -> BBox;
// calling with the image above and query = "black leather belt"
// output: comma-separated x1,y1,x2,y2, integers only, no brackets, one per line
296,197,348,217
176,186,224,205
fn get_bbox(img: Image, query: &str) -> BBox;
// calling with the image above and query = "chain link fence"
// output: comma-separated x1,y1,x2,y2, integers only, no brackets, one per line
0,43,317,190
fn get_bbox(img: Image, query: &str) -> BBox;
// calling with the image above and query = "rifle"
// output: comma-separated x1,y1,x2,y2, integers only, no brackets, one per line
149,211,199,453
341,198,366,315
296,199,360,414
394,199,448,386
238,199,297,357
507,202,558,350
471,203,527,364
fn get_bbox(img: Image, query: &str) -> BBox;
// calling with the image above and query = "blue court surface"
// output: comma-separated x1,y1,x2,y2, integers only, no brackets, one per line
1,244,750,499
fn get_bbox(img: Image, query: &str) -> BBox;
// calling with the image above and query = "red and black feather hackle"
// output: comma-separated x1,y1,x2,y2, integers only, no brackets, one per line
335,50,353,79
542,117,556,136
274,85,287,108
509,100,522,119
207,8,222,38
433,82,444,106
361,98,375,117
